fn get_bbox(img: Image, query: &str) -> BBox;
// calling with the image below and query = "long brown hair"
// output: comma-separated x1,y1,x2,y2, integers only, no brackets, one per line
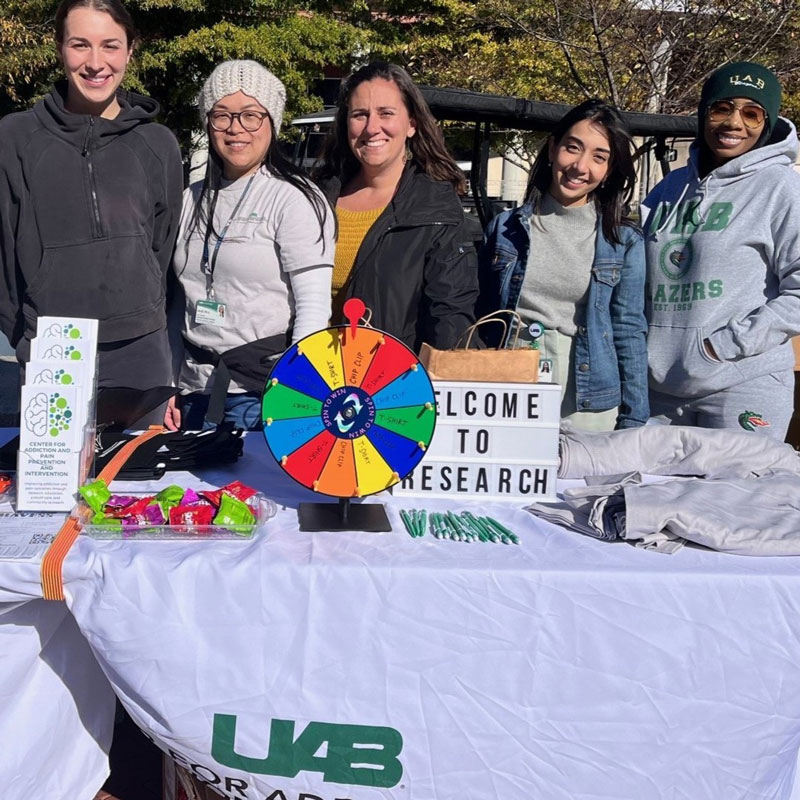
524,99,635,245
315,62,465,193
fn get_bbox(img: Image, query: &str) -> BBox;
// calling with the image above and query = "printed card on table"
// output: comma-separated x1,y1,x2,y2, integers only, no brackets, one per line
26,359,91,426
17,384,84,511
30,315,98,371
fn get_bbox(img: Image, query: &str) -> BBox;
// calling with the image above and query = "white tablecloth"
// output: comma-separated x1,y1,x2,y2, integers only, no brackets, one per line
3,433,800,799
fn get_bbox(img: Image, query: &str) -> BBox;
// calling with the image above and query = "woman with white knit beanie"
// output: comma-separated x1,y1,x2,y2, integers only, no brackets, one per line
167,60,334,430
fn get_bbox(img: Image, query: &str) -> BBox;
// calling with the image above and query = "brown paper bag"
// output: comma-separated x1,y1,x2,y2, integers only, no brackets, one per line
419,311,539,383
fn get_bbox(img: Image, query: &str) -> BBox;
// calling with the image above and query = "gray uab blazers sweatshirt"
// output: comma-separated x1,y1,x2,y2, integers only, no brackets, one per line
641,118,800,398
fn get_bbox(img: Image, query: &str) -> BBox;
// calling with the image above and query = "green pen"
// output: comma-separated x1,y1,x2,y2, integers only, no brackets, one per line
460,512,487,542
486,516,520,544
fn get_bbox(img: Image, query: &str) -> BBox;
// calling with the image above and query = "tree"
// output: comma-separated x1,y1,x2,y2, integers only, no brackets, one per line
372,0,800,118
2,0,798,146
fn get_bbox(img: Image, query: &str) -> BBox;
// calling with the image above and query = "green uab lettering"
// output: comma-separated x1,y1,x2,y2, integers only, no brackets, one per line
650,203,670,230
212,717,297,776
668,284,680,303
323,723,403,787
671,202,700,234
680,283,691,302
691,282,706,301
211,715,403,789
708,279,723,298
701,202,733,232
654,285,667,303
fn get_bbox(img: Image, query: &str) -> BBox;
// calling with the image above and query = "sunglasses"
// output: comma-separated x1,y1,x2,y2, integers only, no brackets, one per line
707,100,766,129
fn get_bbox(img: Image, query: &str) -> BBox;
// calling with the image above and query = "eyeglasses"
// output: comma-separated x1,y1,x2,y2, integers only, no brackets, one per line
207,110,270,132
707,100,766,129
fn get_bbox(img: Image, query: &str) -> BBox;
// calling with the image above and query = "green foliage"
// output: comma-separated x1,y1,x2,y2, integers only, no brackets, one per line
0,0,369,148
1,0,798,147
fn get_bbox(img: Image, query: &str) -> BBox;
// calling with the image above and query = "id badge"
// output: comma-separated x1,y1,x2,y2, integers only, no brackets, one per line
194,299,227,327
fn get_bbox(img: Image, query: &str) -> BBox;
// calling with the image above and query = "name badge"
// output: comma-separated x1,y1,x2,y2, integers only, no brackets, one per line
194,299,227,327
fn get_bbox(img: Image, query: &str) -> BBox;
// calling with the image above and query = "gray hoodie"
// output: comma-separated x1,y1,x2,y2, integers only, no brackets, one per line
641,118,800,397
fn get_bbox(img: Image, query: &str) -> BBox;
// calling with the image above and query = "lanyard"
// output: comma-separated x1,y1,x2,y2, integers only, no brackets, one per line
201,173,257,298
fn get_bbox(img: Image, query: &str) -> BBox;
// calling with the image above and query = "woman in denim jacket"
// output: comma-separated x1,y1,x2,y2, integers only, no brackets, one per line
478,99,648,430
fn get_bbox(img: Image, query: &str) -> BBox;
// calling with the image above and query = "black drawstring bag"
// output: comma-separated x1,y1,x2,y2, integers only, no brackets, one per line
94,423,245,480
182,333,290,425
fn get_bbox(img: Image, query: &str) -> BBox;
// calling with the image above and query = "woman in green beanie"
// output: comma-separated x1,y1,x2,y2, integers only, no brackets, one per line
642,62,800,440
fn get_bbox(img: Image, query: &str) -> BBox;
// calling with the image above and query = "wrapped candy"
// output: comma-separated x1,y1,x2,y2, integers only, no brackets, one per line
200,489,224,507
107,495,138,509
143,503,166,526
79,480,111,513
213,494,256,529
221,481,257,502
82,478,261,537
182,488,202,505
169,504,215,527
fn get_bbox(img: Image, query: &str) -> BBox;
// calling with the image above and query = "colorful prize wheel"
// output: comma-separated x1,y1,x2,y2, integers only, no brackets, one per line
262,300,436,531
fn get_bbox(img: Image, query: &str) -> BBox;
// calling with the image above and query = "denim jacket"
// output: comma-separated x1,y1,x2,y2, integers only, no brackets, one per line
477,203,649,428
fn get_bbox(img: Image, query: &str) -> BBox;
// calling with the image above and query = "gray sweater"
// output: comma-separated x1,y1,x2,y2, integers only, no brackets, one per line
641,118,800,398
517,193,596,337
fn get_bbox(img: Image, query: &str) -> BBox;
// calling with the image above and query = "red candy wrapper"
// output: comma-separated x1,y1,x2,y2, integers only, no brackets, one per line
106,496,155,519
221,481,257,502
169,504,215,527
200,490,224,508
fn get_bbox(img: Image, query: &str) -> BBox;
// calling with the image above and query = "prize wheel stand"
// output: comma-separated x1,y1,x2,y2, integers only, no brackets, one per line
262,299,436,531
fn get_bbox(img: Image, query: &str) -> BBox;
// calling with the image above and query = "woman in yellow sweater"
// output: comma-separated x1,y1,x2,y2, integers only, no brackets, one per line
316,62,477,351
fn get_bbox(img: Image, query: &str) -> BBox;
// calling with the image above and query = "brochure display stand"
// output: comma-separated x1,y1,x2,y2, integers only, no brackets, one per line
16,317,98,511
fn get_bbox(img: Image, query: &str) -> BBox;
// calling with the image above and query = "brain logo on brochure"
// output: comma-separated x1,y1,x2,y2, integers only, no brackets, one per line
261,299,436,532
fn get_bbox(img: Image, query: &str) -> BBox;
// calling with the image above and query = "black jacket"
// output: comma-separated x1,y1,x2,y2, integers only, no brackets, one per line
323,167,478,352
0,82,183,354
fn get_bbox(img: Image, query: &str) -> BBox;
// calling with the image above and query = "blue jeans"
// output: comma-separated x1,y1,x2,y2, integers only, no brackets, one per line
180,392,262,431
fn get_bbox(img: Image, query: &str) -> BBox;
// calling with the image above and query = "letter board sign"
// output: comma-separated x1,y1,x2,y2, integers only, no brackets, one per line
395,381,560,502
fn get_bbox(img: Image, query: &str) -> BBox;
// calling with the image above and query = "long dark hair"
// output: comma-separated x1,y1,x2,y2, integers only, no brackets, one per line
187,116,332,252
55,0,137,48
314,61,466,193
524,99,635,245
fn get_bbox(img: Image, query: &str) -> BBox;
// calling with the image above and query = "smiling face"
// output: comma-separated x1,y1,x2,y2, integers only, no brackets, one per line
59,6,131,119
209,91,272,181
547,119,611,207
346,78,416,180
703,96,766,167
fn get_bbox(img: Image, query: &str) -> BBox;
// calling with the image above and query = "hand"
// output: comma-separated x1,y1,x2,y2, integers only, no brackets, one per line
703,338,720,362
163,395,181,431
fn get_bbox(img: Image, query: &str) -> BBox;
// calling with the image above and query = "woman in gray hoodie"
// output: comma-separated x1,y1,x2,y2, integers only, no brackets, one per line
641,62,800,440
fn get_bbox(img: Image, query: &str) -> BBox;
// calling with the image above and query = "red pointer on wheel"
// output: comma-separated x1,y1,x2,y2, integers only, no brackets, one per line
343,298,366,340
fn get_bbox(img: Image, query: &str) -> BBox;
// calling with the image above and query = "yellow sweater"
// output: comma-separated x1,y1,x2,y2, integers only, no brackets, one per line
332,205,385,319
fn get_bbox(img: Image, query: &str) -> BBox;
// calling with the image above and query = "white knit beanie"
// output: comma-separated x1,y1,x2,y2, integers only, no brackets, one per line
198,60,286,135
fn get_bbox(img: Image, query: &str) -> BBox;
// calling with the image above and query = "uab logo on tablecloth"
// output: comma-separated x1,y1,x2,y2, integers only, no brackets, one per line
212,715,404,789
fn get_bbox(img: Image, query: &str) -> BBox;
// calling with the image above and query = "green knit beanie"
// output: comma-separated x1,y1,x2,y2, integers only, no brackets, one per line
699,62,781,136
